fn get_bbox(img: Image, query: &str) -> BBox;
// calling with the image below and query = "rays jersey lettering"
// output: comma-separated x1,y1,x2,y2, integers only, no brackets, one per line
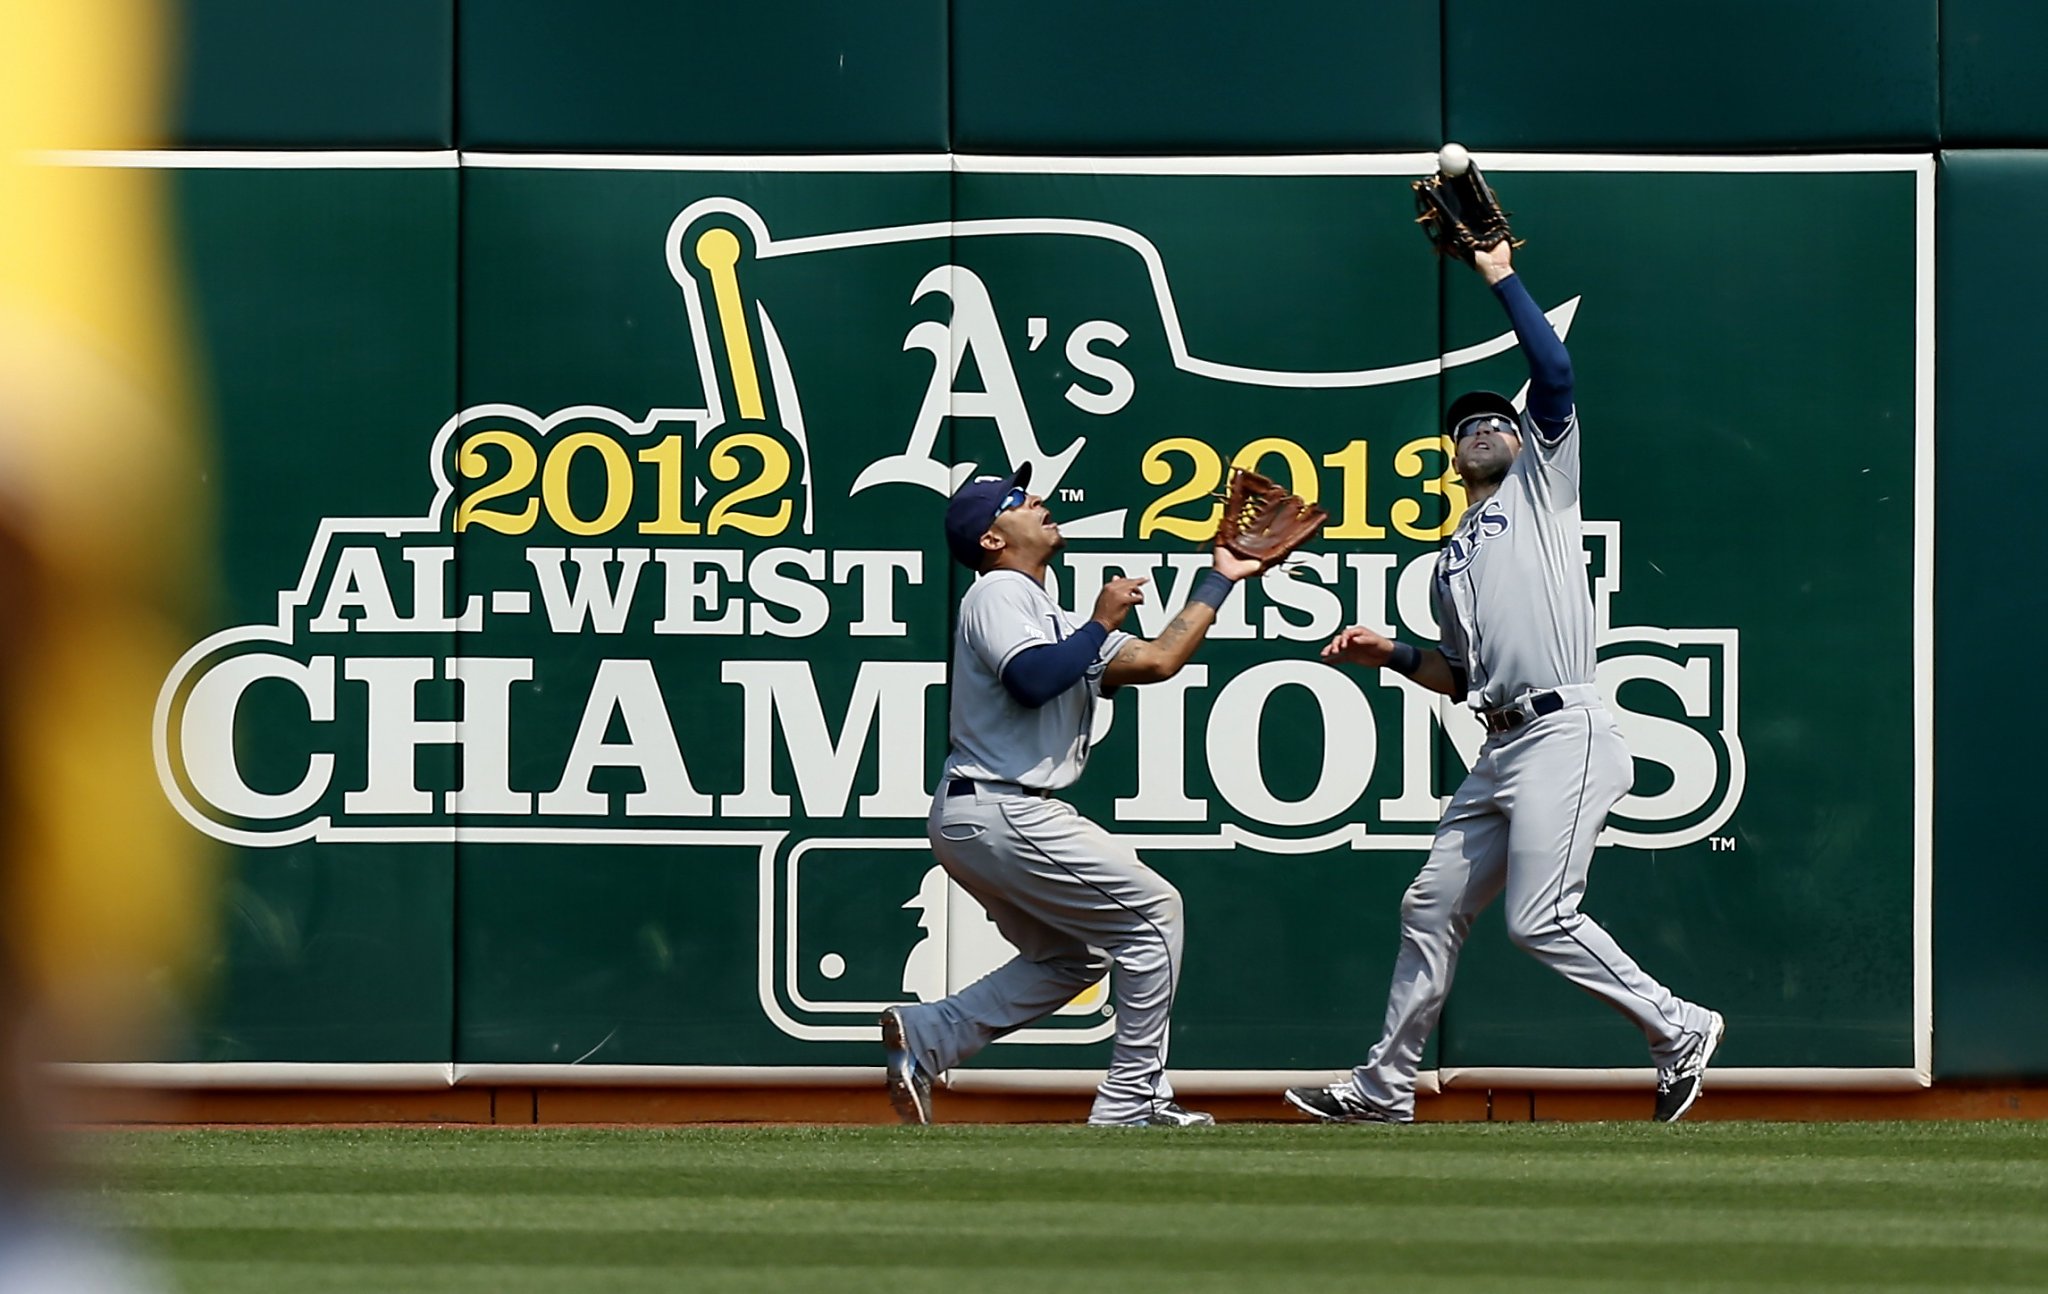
1433,412,1601,710
1439,500,1510,574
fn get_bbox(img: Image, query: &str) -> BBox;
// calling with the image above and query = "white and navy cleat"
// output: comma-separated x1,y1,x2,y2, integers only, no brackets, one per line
1283,1083,1409,1124
1653,1011,1726,1123
1087,1101,1216,1128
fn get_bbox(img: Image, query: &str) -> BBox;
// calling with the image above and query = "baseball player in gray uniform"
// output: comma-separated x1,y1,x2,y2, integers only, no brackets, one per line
1285,238,1725,1124
882,464,1269,1127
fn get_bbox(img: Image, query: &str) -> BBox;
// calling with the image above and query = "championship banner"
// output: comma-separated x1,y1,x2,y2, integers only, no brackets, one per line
148,155,1928,1081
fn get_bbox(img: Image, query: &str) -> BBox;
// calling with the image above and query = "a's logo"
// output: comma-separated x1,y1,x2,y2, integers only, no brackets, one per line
152,196,1743,1046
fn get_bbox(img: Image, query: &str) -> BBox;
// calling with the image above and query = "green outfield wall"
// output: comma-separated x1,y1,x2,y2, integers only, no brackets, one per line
117,2,2048,1083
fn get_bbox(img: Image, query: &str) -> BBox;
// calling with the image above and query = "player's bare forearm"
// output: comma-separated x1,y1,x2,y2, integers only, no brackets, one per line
1321,626,1464,697
1404,648,1464,697
1102,601,1218,688
1103,546,1260,689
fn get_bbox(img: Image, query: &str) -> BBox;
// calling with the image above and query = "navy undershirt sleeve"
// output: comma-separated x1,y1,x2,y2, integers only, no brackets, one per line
1001,621,1109,708
1491,273,1574,439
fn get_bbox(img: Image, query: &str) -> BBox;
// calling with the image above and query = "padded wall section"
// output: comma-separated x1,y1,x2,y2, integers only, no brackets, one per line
135,3,2039,1079
1444,0,1938,150
1932,152,2048,1077
170,0,454,146
457,1,948,152
170,164,460,1059
951,0,1438,153
1941,1,2048,144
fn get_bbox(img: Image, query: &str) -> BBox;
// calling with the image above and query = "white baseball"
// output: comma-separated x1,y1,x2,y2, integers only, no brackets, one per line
1437,143,1471,177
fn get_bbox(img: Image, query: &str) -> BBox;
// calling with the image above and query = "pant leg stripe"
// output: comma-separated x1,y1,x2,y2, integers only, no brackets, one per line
1000,800,1177,1112
1549,710,1688,1036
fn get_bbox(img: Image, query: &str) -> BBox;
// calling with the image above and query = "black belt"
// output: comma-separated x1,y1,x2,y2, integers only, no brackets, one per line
947,778,1053,799
1479,689,1564,735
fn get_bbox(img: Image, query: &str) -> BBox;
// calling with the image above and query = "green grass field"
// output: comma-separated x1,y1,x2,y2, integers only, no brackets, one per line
76,1122,2048,1292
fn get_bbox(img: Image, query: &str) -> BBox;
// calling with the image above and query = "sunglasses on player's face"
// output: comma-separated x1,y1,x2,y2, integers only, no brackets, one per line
990,485,1029,523
1453,413,1520,443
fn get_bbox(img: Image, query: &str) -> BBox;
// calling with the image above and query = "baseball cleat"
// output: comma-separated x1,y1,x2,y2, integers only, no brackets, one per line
1087,1101,1216,1128
1284,1083,1408,1124
1653,1010,1726,1123
879,1006,933,1126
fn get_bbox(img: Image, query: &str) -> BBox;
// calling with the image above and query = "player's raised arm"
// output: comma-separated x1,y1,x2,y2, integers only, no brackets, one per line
1471,242,1574,440
1320,625,1467,699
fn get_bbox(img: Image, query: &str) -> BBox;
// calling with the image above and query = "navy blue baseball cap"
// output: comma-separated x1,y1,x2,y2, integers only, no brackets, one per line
1445,390,1523,439
943,462,1032,571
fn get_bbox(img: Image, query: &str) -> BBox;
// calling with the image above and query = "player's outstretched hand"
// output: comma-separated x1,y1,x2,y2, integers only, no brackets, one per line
1091,576,1148,633
1212,545,1264,583
1321,624,1396,667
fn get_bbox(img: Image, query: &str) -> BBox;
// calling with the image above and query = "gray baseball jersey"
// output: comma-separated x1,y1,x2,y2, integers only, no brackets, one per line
940,569,1131,790
1433,410,1598,711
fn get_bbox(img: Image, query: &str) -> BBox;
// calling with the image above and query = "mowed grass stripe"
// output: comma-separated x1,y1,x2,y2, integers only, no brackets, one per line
110,1193,2048,1251
96,1138,2048,1212
135,1225,2048,1287
147,1263,2023,1294
91,1159,2048,1214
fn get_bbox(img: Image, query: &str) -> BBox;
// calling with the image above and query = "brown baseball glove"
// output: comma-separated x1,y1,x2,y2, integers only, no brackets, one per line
1412,161,1524,264
1215,468,1328,567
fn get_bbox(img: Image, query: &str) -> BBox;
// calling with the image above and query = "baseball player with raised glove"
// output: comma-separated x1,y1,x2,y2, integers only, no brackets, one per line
884,462,1323,1127
1284,151,1725,1125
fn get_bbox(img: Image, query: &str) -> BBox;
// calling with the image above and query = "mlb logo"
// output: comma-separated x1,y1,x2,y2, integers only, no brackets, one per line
759,836,1115,1045
900,862,1111,1018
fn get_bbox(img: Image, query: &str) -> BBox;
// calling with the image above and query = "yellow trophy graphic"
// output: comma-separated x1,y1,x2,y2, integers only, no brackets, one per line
671,214,813,538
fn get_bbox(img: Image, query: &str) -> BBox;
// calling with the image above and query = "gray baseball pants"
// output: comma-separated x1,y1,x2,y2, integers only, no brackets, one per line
1352,701,1715,1117
892,782,1185,1124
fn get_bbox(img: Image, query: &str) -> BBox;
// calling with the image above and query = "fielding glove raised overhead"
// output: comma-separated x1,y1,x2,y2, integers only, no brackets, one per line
1413,158,1524,265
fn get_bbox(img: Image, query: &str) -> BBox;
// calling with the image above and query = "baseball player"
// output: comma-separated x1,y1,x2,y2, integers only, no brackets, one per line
1285,238,1725,1124
882,464,1268,1127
